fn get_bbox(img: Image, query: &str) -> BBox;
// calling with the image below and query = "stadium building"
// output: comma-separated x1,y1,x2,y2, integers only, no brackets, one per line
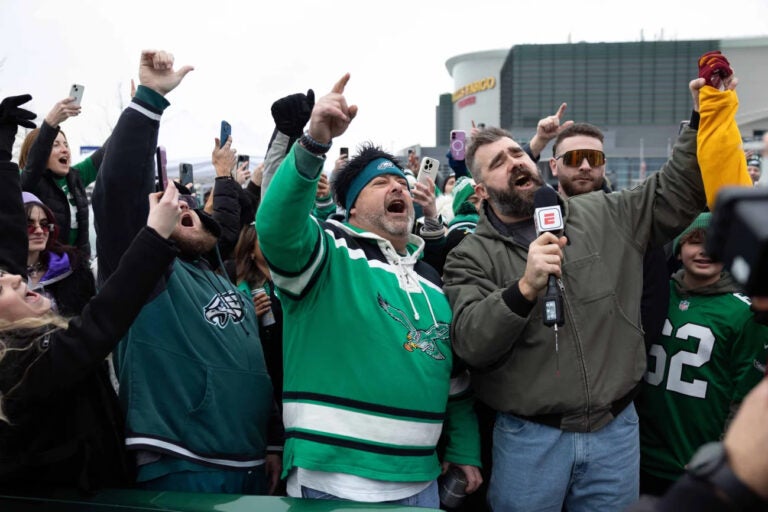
422,37,768,189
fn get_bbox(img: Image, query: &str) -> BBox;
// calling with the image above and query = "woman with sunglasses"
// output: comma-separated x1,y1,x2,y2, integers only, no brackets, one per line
22,191,96,317
0,94,182,492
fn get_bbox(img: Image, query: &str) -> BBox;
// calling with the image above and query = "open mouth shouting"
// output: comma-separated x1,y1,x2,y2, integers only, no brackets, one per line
180,212,195,228
386,198,407,215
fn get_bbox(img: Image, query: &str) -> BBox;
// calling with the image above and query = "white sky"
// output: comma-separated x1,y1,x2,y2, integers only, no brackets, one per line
3,0,768,170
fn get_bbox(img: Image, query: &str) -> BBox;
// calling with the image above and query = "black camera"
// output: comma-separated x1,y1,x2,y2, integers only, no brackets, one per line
706,186,768,297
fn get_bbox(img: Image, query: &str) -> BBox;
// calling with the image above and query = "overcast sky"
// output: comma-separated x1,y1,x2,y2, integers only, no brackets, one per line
3,0,768,170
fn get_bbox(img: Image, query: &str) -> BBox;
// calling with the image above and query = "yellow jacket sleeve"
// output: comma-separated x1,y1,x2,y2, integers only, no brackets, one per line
697,87,752,209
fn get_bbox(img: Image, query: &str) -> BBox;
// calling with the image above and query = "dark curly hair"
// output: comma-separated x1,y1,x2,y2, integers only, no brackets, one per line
331,142,405,211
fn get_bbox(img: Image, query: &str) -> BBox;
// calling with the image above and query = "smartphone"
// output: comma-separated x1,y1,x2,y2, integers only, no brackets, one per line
450,130,466,160
69,84,85,106
235,154,250,178
155,146,168,192
220,120,231,148
179,162,194,188
418,156,440,186
340,147,349,158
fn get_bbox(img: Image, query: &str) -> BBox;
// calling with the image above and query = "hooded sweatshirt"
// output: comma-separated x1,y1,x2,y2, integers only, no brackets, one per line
257,143,481,486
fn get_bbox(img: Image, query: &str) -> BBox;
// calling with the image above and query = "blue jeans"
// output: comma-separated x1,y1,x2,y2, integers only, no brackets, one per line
301,479,439,508
488,403,640,512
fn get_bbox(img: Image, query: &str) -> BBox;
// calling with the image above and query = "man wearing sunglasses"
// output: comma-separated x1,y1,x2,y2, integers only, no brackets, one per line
443,74,729,511
549,123,672,353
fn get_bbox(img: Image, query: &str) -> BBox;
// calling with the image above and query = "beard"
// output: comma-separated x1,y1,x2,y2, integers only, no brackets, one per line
485,170,545,219
559,174,604,198
356,208,415,241
171,227,218,259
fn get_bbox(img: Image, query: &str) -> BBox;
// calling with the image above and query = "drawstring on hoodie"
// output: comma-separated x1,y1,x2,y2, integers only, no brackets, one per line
398,255,438,328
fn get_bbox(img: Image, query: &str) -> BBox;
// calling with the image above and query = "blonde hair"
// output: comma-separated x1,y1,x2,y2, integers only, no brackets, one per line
0,313,68,423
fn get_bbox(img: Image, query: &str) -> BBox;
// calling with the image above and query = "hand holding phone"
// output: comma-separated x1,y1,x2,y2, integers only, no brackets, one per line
220,120,232,148
418,157,440,187
69,84,85,106
155,146,168,192
179,163,194,188
234,154,250,181
340,147,349,159
450,130,466,161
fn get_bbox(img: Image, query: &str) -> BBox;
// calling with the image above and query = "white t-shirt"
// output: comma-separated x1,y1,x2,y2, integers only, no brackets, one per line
287,467,431,502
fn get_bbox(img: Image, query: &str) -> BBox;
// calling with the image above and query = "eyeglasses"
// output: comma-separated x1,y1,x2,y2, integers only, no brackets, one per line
179,194,199,209
555,149,606,167
27,221,53,234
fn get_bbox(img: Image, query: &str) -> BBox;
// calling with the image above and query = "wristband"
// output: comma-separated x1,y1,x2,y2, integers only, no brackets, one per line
300,131,332,155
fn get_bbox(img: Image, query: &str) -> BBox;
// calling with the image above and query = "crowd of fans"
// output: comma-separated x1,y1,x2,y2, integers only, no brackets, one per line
0,48,766,512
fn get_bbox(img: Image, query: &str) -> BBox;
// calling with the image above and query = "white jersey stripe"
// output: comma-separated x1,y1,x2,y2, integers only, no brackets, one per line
126,437,265,468
283,402,442,447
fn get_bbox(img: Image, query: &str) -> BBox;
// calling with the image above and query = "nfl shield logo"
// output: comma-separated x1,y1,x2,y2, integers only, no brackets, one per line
679,300,690,311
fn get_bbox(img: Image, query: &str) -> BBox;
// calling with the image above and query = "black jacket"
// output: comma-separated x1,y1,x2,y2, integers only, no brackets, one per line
0,159,179,492
20,121,104,257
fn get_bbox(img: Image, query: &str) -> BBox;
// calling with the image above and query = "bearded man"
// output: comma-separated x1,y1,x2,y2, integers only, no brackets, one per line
443,72,718,511
92,50,282,495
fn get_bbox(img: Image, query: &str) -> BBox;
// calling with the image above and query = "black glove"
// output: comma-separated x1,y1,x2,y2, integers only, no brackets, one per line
0,94,36,162
271,89,314,137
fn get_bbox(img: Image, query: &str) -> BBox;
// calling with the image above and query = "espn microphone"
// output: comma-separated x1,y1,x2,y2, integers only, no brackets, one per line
533,186,565,327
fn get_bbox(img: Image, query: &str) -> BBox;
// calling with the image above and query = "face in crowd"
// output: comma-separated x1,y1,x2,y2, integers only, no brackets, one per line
0,272,52,322
471,131,544,220
47,132,71,177
550,138,606,198
170,197,217,258
27,205,53,254
678,230,723,288
350,173,415,243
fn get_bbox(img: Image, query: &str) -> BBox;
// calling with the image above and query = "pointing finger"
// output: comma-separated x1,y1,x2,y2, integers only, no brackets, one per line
332,73,351,94
555,102,567,119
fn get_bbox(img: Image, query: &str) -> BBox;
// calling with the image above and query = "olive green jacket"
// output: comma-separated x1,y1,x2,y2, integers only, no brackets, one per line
443,125,705,432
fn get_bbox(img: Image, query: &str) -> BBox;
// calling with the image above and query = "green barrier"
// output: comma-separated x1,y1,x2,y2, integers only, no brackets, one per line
0,488,441,511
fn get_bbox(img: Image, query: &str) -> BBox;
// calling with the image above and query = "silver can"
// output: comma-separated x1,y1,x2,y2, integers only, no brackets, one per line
251,287,276,327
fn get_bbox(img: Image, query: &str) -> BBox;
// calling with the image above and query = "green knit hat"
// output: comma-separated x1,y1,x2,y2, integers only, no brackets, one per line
673,212,712,255
451,177,477,217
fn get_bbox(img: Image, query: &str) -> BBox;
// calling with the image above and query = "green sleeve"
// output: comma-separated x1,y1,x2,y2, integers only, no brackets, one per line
730,314,768,403
441,371,482,467
72,154,98,187
256,142,326,279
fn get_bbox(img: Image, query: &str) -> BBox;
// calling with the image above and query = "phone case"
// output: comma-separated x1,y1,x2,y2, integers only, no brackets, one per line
69,84,85,106
220,120,231,148
450,130,466,160
155,146,168,192
418,157,440,185
179,163,194,187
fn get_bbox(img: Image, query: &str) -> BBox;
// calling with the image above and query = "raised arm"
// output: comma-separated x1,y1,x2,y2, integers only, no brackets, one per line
0,94,36,276
92,49,192,282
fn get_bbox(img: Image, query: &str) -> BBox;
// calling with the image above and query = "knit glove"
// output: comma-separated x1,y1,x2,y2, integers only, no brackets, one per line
698,51,733,90
271,89,314,137
0,94,36,162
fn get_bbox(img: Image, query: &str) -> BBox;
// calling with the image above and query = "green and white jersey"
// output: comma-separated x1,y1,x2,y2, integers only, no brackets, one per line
638,271,768,482
257,144,480,484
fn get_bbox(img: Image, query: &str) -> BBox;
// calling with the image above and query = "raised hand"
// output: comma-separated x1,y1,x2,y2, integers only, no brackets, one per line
212,136,236,178
0,94,36,129
45,97,81,128
271,89,315,137
306,73,358,144
138,49,194,97
529,103,573,158
0,94,35,160
147,183,182,238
